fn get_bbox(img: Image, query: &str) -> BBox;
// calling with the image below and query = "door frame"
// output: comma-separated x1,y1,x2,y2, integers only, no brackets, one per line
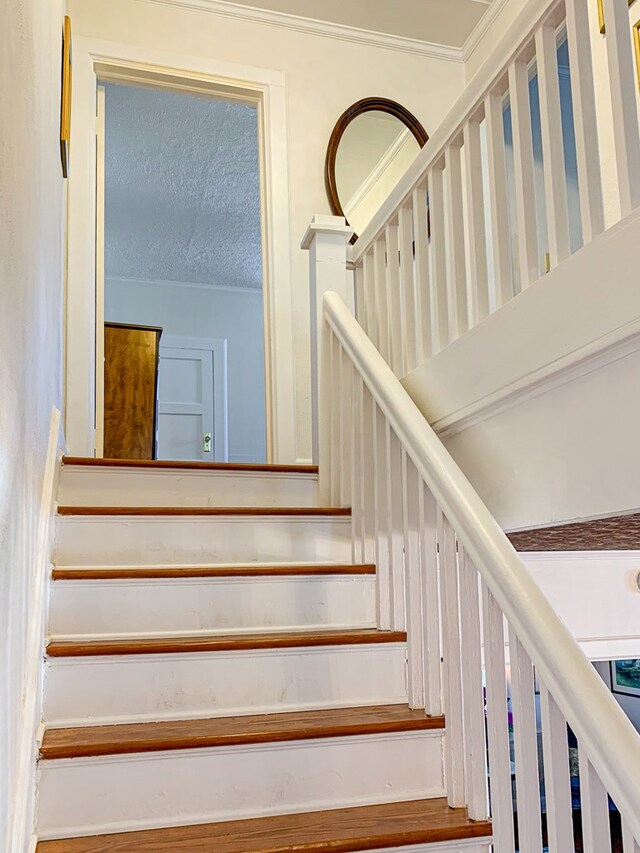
158,335,229,462
66,37,296,463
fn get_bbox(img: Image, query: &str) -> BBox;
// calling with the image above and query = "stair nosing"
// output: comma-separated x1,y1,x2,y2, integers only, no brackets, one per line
46,628,407,658
51,564,376,580
40,705,446,760
62,456,319,475
57,505,351,517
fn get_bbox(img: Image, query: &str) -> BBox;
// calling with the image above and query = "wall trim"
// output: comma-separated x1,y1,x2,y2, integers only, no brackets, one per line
10,408,64,853
135,0,464,62
462,0,512,66
429,316,640,440
106,275,263,295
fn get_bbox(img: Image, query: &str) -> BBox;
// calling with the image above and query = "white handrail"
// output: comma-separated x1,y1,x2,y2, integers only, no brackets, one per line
324,288,640,840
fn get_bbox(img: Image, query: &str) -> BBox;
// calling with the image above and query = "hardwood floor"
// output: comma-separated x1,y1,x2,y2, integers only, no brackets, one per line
47,628,407,658
35,798,492,852
41,704,446,759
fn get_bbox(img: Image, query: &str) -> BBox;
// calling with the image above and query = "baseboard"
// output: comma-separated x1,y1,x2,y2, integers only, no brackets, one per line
9,408,64,853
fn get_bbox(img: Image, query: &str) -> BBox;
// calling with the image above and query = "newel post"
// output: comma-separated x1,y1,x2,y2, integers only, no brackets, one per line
301,215,355,503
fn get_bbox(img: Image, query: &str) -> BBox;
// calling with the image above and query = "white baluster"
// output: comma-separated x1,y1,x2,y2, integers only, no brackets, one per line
539,685,574,853
458,547,489,820
484,91,513,308
509,631,543,853
329,331,341,507
565,0,604,243
580,756,612,853
387,426,405,630
463,118,490,325
428,165,449,353
399,203,418,373
402,451,425,709
354,262,367,333
536,21,571,267
385,220,403,376
363,250,378,348
508,58,540,290
373,402,392,629
438,512,465,807
482,583,515,852
444,141,469,342
373,236,390,363
421,484,442,717
351,371,364,563
339,348,353,509
412,183,430,362
622,817,640,853
360,382,376,567
602,0,640,216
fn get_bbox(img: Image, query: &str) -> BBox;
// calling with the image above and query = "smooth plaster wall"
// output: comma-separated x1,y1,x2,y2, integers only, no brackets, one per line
0,0,65,846
69,0,467,462
106,278,267,462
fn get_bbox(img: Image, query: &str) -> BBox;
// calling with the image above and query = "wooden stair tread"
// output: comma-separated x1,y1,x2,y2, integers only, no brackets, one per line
35,797,491,852
47,628,407,657
63,456,318,475
57,505,350,517
52,564,376,580
41,704,445,759
508,511,640,551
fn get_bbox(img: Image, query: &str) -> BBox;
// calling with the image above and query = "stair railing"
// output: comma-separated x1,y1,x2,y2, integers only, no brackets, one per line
314,284,640,852
347,0,640,378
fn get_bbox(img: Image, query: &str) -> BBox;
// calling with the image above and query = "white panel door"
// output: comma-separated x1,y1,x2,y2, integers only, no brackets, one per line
157,337,227,461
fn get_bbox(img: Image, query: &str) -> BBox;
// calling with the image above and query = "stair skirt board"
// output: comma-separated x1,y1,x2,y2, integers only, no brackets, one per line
43,643,409,725
53,516,352,566
58,466,319,508
49,575,376,636
36,730,445,839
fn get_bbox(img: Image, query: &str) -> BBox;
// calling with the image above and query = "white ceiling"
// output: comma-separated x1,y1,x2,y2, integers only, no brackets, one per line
105,83,263,289
218,0,494,47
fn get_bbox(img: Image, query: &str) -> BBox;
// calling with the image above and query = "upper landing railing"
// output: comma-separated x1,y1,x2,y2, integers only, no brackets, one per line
348,0,640,378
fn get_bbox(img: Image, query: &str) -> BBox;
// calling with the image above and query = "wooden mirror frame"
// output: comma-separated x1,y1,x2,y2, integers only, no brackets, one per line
324,97,429,244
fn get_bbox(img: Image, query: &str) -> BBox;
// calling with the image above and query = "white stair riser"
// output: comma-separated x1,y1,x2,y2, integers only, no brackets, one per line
44,644,408,725
58,467,318,508
37,731,444,839
54,516,352,566
49,575,376,636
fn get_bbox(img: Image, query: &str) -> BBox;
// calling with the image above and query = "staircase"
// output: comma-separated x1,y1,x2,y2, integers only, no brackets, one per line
35,457,491,851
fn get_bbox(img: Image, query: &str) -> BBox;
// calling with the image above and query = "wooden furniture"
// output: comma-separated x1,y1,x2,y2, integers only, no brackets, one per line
103,322,162,460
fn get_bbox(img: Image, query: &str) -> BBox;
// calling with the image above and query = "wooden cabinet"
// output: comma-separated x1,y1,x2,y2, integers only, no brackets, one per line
104,322,162,460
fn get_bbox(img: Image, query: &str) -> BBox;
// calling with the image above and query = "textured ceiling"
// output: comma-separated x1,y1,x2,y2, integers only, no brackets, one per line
105,83,263,289
217,0,493,47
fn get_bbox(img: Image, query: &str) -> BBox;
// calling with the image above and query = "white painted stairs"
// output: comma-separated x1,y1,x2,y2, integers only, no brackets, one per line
35,458,492,852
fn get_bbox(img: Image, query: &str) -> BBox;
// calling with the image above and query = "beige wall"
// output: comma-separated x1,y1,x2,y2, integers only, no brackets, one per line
0,0,65,846
69,0,466,462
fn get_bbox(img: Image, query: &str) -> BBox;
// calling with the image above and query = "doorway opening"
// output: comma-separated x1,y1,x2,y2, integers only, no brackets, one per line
98,81,267,463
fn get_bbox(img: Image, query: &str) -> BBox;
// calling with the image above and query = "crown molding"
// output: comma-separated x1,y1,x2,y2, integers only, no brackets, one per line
462,0,512,64
135,0,465,63
106,275,263,294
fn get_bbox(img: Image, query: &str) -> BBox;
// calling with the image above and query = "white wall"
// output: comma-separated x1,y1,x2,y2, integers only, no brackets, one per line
106,278,267,462
0,0,65,847
69,0,467,462
403,207,640,531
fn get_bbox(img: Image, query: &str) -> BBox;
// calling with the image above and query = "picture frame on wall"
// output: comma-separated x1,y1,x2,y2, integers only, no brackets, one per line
610,659,640,698
60,15,72,178
598,0,637,35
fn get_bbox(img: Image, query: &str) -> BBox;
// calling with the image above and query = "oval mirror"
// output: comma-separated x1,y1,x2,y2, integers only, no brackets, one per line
325,98,428,243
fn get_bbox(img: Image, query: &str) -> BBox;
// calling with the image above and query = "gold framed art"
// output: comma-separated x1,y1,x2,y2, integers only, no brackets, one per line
60,15,72,178
634,18,640,89
598,0,637,35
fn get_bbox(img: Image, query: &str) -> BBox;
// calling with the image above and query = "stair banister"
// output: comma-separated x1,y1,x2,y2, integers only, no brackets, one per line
311,281,640,846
